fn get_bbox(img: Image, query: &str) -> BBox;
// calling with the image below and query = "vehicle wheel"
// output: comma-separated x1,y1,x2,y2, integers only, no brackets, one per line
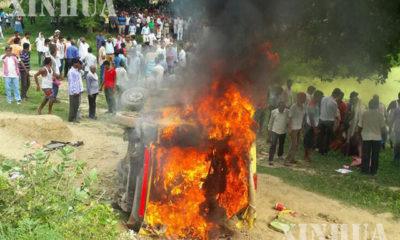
120,87,148,111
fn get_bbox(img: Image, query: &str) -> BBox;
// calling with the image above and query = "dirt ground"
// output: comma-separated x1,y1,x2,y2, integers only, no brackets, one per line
1,112,399,240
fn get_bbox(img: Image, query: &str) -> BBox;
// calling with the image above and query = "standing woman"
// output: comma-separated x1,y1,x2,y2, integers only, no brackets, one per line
34,58,61,115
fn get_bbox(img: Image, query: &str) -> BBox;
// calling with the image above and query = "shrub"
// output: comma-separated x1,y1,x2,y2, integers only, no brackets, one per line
0,146,119,240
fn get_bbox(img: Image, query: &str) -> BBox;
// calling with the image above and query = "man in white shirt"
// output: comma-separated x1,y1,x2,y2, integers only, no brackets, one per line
152,55,165,89
179,48,186,68
282,79,294,108
35,32,45,65
82,47,97,76
285,92,307,165
268,101,289,165
318,88,341,155
78,37,89,60
177,17,184,41
141,24,150,43
1,46,21,104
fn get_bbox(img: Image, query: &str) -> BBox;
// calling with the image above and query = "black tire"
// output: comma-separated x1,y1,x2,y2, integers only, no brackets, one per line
120,87,148,111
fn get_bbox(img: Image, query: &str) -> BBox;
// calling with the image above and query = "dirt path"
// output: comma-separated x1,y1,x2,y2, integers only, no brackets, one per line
0,112,399,239
0,112,125,174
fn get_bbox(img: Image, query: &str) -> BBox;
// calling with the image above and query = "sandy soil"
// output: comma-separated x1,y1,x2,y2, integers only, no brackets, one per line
0,112,126,174
0,112,399,240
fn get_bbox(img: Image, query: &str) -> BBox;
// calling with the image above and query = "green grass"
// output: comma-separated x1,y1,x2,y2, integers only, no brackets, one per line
257,140,400,218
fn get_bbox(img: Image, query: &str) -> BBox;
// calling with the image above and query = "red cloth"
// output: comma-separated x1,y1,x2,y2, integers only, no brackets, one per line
338,102,348,122
104,68,116,88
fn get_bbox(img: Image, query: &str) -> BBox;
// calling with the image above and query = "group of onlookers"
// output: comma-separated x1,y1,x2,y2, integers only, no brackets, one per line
259,80,398,175
1,8,190,123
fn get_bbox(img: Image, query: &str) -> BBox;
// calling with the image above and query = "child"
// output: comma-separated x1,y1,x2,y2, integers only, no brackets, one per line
267,101,289,165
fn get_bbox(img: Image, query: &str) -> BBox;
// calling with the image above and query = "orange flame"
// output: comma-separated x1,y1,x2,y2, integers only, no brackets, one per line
145,73,256,239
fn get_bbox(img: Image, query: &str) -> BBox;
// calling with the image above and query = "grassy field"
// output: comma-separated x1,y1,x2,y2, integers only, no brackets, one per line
291,68,400,106
257,138,400,218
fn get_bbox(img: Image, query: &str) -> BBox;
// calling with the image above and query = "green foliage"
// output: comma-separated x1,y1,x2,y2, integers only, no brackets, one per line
0,148,119,240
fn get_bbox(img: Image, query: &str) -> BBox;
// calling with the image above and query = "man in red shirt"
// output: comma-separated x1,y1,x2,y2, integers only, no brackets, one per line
100,61,116,113
337,91,348,123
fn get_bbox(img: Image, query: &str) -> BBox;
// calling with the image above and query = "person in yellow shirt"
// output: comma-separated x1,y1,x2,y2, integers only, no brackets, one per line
11,38,23,57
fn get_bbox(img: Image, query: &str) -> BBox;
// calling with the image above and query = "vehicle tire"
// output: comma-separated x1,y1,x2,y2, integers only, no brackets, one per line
120,87,148,111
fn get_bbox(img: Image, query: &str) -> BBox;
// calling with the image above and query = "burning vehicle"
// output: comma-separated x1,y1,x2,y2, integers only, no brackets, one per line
114,73,258,239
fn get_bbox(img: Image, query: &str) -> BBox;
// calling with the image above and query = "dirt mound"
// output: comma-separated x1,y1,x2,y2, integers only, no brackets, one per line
0,112,73,143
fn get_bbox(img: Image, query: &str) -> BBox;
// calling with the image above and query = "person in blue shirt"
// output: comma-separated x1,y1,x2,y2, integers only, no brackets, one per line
118,15,126,35
113,49,126,68
65,41,79,74
96,31,105,52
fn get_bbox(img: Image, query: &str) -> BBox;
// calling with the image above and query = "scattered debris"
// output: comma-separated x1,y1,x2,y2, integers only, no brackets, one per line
44,141,84,151
336,169,352,174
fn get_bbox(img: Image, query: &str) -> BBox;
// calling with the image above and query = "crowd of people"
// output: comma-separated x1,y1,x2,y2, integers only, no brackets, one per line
259,80,399,175
0,6,191,123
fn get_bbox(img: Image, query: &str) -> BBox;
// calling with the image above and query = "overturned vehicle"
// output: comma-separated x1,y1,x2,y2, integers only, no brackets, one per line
114,83,258,239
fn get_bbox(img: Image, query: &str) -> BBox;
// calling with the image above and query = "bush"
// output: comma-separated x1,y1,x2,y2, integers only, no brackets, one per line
0,146,119,240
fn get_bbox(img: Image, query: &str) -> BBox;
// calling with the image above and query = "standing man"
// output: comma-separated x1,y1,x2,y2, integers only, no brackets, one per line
78,37,89,60
105,38,115,62
177,17,184,41
285,93,307,166
57,36,66,75
19,43,31,100
359,99,385,175
100,61,117,114
96,31,105,53
34,58,60,114
282,79,294,109
118,13,126,35
98,41,107,84
82,47,97,79
86,66,99,119
65,40,79,75
318,88,341,155
305,86,316,106
1,46,21,104
21,32,31,50
49,46,62,101
267,101,289,165
35,32,45,66
304,90,323,162
67,59,83,122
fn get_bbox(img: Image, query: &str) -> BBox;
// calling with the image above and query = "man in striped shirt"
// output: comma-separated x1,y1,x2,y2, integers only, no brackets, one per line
67,59,83,123
19,43,30,100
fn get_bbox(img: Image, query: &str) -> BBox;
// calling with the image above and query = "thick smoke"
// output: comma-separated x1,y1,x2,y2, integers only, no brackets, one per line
172,0,279,103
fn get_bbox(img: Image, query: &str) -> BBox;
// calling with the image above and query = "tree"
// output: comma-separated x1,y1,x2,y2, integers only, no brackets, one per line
176,0,400,81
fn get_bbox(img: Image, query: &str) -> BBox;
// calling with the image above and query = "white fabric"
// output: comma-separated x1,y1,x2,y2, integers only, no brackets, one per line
2,55,19,78
35,36,45,52
79,42,89,59
83,53,97,72
268,108,289,134
289,104,306,130
42,67,53,89
320,96,339,121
